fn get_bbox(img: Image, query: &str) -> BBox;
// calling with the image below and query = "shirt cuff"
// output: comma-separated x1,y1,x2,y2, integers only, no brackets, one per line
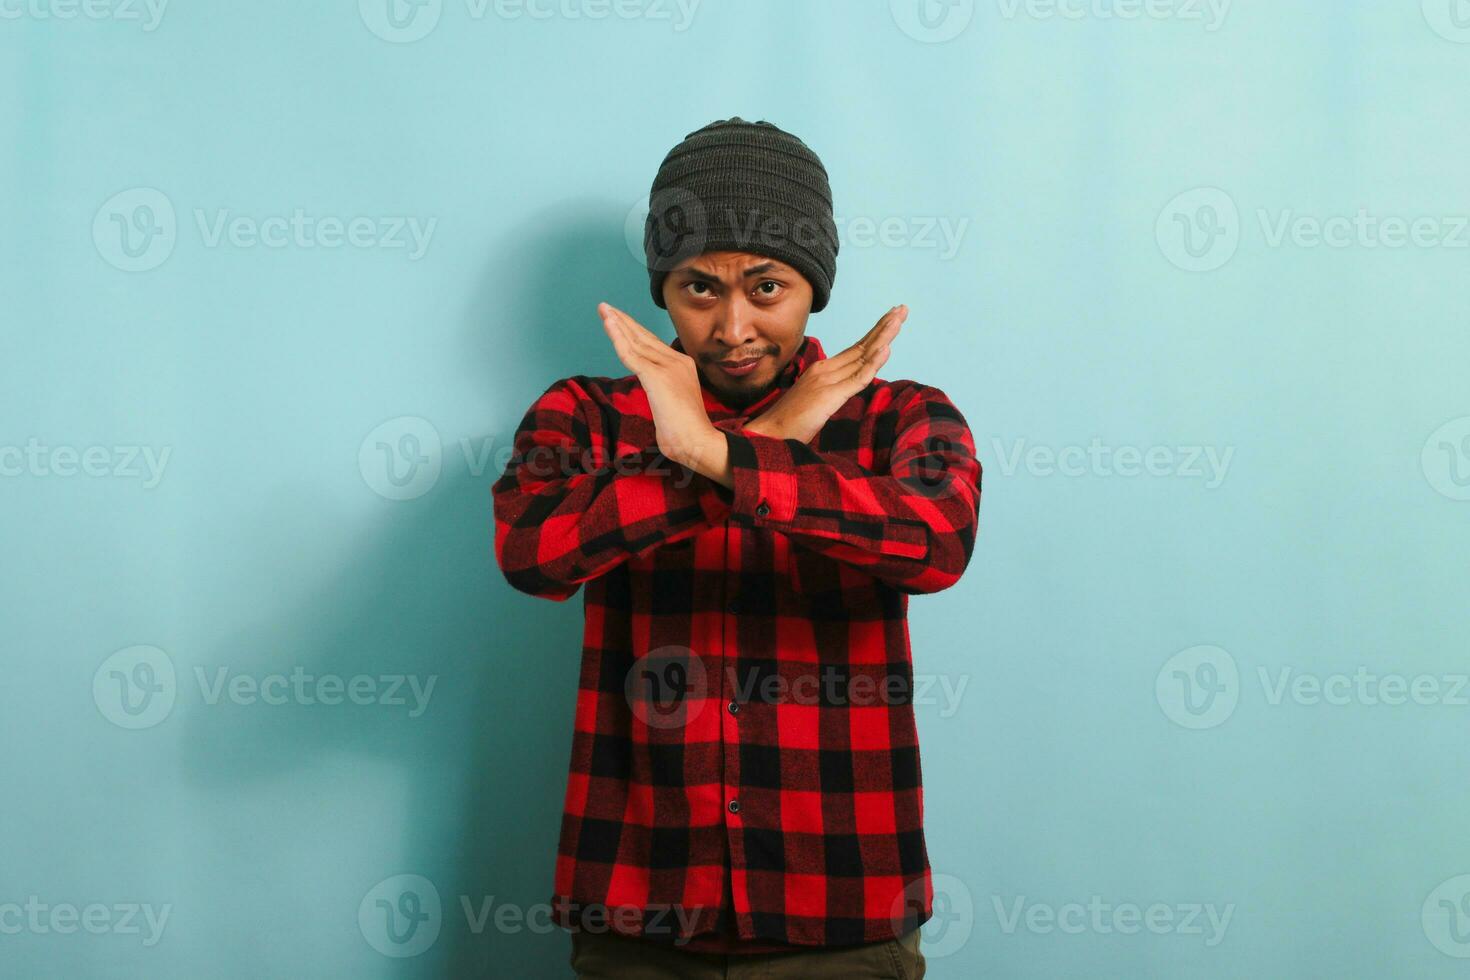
717,426,800,525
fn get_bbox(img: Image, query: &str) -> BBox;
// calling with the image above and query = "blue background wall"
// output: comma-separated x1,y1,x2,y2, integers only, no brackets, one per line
4,1,1469,976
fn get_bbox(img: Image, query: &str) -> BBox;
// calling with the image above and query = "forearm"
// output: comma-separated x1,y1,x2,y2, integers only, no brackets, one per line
492,380,734,600
681,396,981,594
495,447,730,599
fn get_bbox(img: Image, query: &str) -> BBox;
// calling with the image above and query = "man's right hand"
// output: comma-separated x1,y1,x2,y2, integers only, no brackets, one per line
747,304,908,443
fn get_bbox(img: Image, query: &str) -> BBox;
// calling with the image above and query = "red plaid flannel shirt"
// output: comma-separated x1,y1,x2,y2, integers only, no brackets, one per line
491,333,982,952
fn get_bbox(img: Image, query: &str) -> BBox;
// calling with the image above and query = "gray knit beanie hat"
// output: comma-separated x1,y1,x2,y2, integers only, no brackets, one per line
644,117,838,313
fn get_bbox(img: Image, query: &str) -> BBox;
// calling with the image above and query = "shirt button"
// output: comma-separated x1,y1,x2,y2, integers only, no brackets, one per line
727,700,739,714
755,501,770,517
726,598,740,615
728,799,740,814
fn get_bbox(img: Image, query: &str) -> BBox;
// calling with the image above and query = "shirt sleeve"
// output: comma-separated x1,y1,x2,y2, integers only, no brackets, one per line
491,378,733,600
708,384,981,595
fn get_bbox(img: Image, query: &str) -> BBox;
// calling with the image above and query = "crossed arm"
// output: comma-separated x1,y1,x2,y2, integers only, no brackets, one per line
491,377,981,600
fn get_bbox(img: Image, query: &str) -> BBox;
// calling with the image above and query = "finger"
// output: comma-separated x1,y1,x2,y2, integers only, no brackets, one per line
601,303,651,351
599,302,627,347
845,310,904,374
834,329,887,390
604,304,670,363
863,304,906,351
862,304,904,343
826,305,906,369
599,302,644,370
604,303,657,345
827,345,889,400
868,342,892,380
602,304,684,380
839,340,891,390
854,304,905,350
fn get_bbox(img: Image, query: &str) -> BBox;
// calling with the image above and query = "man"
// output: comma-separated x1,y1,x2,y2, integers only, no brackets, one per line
492,117,981,978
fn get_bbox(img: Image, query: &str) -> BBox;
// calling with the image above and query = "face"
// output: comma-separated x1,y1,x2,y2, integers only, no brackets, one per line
661,251,813,410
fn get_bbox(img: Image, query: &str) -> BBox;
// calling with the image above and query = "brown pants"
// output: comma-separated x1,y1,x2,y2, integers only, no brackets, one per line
568,926,926,979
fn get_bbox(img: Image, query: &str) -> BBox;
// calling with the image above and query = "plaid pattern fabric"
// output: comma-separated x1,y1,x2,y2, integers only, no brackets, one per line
491,333,982,948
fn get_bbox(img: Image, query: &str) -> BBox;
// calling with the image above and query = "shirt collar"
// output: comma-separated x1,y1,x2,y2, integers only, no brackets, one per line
669,333,826,422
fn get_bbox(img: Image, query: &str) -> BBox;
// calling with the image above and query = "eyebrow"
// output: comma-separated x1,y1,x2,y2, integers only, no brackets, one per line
678,262,782,285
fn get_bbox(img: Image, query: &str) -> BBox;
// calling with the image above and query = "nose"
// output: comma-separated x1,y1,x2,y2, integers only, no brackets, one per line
712,295,760,352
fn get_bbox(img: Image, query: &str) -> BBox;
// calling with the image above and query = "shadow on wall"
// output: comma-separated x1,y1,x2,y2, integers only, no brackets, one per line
178,206,659,979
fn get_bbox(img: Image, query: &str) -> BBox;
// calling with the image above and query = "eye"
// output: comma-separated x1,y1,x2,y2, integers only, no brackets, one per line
754,280,782,297
685,281,713,297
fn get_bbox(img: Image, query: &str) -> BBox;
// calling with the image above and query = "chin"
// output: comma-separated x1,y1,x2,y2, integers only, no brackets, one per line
708,371,759,398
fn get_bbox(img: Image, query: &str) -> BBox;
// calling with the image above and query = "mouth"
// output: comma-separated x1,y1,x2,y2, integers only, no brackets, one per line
715,354,765,377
